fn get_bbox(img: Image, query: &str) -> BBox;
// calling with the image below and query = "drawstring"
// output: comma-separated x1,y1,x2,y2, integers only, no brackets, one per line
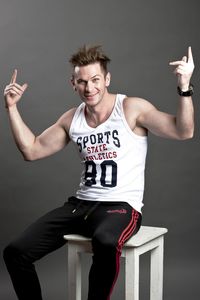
72,201,82,213
84,201,100,220
71,200,101,220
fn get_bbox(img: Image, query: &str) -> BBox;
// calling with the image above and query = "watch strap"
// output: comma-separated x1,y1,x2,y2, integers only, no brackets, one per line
177,84,194,97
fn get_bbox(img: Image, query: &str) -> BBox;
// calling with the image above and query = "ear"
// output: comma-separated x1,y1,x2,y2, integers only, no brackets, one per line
70,76,77,91
105,72,111,87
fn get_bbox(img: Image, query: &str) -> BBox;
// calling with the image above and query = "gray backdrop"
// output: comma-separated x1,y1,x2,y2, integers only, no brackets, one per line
0,0,199,299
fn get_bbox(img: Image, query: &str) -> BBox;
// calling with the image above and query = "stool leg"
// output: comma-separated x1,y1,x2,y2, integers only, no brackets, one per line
125,249,140,300
150,236,164,300
67,242,82,300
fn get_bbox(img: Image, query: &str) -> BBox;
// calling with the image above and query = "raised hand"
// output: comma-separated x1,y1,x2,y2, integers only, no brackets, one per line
4,70,28,108
169,47,194,91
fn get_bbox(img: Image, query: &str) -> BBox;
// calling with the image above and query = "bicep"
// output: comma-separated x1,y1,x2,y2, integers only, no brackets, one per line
139,109,178,138
27,122,70,160
38,122,69,154
136,99,179,139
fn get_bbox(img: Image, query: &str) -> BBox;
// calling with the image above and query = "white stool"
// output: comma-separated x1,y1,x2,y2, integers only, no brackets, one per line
63,226,168,300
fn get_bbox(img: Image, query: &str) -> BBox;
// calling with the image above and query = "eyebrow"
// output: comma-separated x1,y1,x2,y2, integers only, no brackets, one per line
91,74,101,78
89,75,101,80
77,74,101,83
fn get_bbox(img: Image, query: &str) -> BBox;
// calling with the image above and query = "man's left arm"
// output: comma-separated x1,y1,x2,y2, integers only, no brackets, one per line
169,46,194,139
137,47,195,140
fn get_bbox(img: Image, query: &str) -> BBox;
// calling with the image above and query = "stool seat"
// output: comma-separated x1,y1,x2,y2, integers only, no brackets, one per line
64,225,168,300
64,225,167,247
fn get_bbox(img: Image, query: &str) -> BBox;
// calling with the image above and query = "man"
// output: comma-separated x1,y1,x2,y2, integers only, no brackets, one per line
3,45,194,300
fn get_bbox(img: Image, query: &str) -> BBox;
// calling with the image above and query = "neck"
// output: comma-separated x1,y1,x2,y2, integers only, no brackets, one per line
85,93,116,127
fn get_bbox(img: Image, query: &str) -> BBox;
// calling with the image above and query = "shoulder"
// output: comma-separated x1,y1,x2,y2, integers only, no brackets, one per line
123,96,156,121
123,96,155,113
56,107,77,133
122,96,157,135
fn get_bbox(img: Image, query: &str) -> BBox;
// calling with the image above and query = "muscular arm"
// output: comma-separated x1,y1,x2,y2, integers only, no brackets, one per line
136,96,194,140
129,47,195,140
4,70,76,161
7,105,75,160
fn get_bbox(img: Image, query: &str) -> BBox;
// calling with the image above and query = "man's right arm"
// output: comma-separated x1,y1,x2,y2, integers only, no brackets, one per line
4,70,74,161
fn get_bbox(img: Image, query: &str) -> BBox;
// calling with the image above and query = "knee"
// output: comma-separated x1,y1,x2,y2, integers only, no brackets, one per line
3,242,23,265
92,232,117,253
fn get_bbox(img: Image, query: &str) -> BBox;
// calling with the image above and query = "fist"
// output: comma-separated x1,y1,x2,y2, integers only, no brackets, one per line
4,69,28,108
169,47,194,91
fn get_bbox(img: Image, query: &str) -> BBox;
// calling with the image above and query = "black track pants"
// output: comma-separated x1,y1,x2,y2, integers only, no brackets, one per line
3,197,142,300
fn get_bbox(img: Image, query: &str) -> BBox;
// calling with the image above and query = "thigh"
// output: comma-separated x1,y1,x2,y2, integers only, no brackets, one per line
88,202,142,249
9,199,85,262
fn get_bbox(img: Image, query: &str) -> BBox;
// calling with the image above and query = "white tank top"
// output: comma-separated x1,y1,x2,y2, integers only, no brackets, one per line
69,94,148,213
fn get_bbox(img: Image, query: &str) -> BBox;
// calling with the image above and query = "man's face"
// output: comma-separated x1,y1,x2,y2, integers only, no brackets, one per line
72,62,110,107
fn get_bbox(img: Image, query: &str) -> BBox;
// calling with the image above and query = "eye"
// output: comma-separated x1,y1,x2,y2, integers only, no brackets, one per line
77,79,86,85
92,78,100,83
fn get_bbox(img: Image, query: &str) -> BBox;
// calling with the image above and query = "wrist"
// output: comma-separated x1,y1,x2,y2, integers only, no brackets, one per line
177,83,194,97
179,84,190,92
6,104,18,112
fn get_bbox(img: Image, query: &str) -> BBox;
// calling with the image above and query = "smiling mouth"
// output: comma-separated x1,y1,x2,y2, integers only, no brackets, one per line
85,93,98,99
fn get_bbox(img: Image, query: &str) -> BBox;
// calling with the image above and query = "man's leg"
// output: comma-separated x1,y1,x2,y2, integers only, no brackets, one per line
3,197,87,300
87,202,142,300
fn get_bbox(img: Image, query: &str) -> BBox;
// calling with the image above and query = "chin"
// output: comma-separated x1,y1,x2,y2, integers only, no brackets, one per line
85,94,101,105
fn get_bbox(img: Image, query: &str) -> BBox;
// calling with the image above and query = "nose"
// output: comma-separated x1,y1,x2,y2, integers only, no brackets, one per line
85,81,93,93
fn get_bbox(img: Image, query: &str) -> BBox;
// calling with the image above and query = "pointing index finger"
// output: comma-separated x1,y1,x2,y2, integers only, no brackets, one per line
10,69,17,84
188,46,194,63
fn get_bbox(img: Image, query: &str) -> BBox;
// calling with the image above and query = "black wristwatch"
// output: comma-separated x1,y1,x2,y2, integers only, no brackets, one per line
177,84,194,97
